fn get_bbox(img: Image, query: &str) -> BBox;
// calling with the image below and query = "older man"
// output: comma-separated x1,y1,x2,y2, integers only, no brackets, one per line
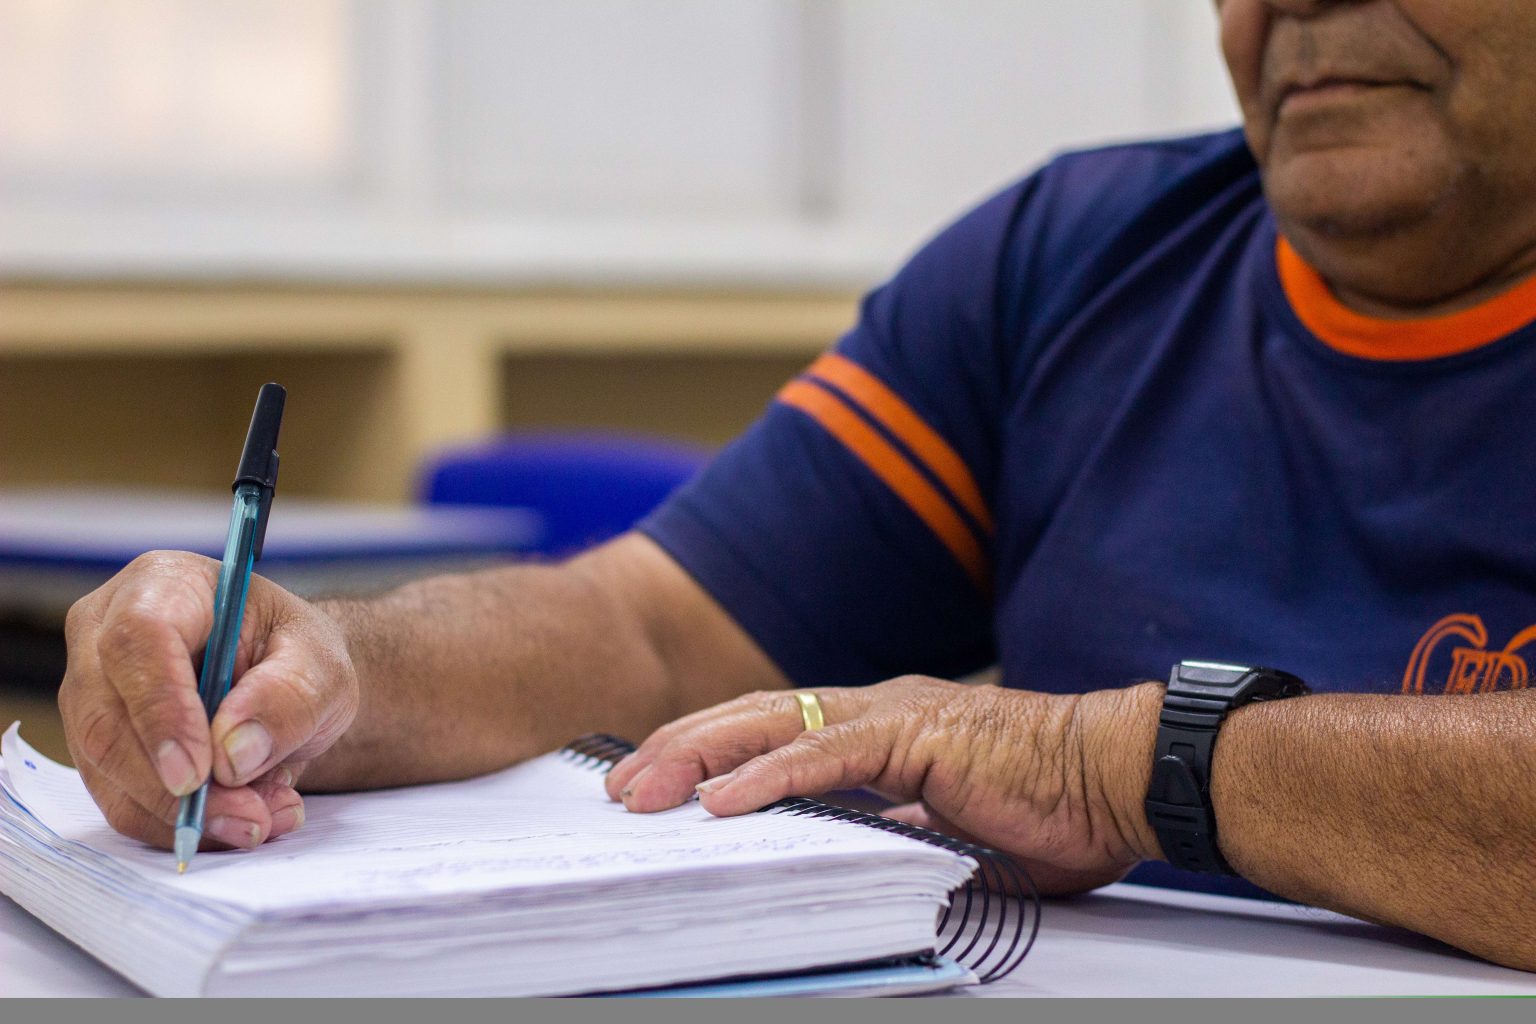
59,0,1536,973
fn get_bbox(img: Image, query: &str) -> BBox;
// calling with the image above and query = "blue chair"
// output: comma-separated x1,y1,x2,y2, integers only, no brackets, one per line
419,431,710,557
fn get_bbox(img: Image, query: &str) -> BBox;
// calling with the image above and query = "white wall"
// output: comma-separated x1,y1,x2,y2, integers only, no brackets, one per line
0,0,1239,288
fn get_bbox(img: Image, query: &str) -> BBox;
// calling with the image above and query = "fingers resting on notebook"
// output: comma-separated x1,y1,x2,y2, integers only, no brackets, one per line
606,676,963,813
59,550,359,850
613,676,1164,895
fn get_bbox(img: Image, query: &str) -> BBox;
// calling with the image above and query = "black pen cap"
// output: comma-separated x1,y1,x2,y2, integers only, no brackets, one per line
235,383,285,562
234,382,285,492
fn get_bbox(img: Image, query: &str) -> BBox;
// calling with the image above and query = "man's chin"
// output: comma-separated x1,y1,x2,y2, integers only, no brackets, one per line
1262,145,1462,242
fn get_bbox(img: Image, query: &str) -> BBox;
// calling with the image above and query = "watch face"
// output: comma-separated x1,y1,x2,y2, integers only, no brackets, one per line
1171,661,1310,702
1172,661,1253,693
1180,660,1249,674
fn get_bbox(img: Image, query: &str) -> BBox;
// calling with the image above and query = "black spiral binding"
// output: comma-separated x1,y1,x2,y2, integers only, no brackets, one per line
560,733,1040,985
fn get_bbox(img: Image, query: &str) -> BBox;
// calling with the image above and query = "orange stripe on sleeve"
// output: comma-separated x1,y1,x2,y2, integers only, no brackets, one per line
803,353,994,534
777,378,990,591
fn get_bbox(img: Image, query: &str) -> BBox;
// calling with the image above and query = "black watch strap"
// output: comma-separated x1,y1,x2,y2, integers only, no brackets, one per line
1144,661,1309,875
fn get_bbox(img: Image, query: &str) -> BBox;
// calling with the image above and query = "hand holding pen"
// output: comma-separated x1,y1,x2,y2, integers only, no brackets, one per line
56,386,362,862
174,383,286,871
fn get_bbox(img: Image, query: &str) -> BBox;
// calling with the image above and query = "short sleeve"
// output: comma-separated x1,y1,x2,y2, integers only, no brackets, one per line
638,183,1033,687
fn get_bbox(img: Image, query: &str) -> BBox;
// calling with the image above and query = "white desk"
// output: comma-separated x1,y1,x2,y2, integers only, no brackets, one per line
5,883,1534,998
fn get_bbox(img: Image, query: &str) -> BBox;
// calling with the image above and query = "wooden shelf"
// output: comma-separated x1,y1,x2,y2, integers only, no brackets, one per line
0,283,860,502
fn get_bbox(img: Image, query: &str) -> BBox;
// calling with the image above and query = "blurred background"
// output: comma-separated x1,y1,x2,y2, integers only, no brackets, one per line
0,0,1238,758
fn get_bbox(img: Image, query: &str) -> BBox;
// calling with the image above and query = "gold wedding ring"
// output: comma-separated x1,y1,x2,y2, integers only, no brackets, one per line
793,691,825,732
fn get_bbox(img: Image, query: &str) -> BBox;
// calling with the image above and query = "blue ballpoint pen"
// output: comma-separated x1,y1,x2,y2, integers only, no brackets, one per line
174,382,285,873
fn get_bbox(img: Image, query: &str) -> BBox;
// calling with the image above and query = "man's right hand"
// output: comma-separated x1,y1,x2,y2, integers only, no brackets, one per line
58,550,359,852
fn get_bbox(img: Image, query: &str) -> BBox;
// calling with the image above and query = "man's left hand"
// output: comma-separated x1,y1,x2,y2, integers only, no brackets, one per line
603,676,1164,895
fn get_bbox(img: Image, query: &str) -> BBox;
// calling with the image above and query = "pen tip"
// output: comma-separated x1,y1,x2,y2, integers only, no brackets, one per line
173,825,198,871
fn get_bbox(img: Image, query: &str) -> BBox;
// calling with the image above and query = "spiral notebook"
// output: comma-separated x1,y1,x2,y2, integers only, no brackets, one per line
0,725,1037,997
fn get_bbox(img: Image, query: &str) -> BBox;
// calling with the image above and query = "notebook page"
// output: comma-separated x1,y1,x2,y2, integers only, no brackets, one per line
1,724,973,915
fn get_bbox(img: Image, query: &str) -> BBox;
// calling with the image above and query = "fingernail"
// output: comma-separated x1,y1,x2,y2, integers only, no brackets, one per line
222,721,272,781
619,767,650,804
696,771,737,794
155,740,201,797
272,765,295,789
269,803,305,836
207,815,262,849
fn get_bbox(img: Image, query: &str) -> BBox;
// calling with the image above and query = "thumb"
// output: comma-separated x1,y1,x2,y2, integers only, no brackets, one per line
208,617,357,788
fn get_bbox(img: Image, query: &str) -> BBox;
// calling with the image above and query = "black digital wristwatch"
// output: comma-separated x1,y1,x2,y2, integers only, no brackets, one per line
1144,660,1310,874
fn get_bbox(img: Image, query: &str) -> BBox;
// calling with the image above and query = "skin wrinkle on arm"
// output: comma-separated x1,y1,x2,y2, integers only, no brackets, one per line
1094,683,1536,969
1197,688,1536,970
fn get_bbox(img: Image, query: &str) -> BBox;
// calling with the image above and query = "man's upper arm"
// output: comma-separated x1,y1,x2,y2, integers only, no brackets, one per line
569,532,792,718
632,187,1030,689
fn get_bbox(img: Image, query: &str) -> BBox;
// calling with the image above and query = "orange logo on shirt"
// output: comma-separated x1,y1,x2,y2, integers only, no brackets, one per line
1401,614,1536,694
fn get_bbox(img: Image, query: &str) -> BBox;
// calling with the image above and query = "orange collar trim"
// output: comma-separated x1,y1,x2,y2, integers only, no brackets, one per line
1275,236,1536,361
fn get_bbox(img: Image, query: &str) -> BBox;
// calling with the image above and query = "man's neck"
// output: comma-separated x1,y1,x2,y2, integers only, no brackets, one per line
1283,219,1536,321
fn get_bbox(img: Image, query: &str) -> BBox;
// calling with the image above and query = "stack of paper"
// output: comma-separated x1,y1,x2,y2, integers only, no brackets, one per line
0,725,977,997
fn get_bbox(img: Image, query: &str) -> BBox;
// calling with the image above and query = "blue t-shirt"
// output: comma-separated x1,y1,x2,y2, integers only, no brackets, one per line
640,128,1536,898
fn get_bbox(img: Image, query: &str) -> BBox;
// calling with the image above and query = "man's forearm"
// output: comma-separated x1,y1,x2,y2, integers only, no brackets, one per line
1104,685,1536,970
299,536,787,792
1216,689,1536,969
